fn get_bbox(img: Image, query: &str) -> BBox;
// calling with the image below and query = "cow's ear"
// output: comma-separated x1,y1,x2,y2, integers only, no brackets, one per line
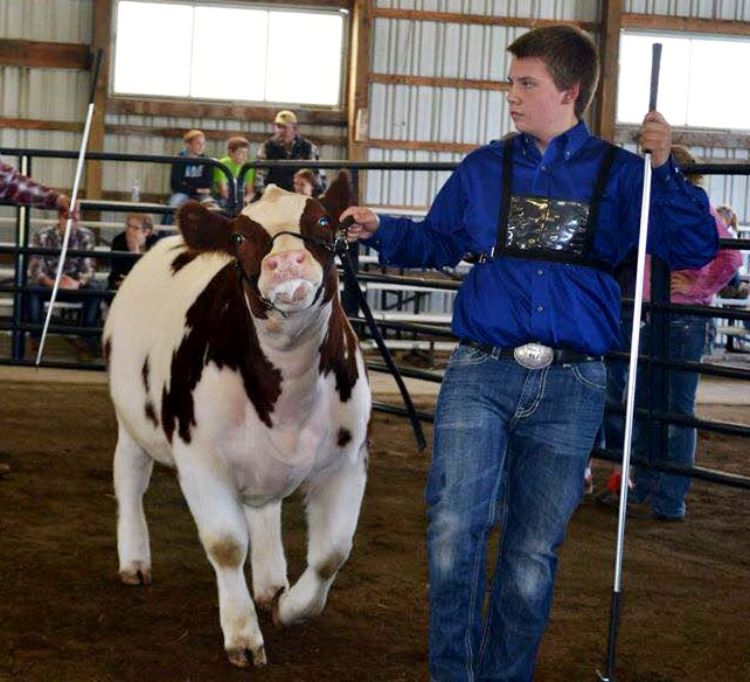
319,171,353,223
177,201,233,252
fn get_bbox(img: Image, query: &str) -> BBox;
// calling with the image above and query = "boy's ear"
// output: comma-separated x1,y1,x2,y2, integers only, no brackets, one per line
562,82,580,106
176,201,233,253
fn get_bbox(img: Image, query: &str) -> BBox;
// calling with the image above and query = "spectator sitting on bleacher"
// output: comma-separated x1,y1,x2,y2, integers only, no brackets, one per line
254,110,326,196
108,213,156,290
27,209,103,356
214,136,255,209
164,129,214,224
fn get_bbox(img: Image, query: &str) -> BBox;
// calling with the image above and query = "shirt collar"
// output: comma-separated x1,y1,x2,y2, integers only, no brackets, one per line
519,119,591,163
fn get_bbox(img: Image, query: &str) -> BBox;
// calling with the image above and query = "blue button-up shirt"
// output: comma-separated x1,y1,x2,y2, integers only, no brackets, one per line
365,122,718,356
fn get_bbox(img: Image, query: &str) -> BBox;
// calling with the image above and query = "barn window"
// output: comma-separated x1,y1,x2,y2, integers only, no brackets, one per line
617,31,750,130
112,1,346,107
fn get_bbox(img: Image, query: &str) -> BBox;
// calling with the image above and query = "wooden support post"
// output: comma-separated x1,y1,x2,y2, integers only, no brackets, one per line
347,0,371,168
596,0,622,142
85,0,113,210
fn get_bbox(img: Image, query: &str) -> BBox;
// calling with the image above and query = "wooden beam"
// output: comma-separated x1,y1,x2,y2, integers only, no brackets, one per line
228,0,350,7
0,117,83,133
622,13,750,36
372,8,597,32
615,125,750,150
86,0,113,204
109,99,347,126
595,0,622,142
347,0,371,164
0,39,90,69
370,73,508,92
0,118,346,147
105,125,346,147
367,138,478,155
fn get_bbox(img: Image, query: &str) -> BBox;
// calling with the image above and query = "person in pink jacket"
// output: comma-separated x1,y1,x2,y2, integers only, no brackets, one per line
597,145,742,519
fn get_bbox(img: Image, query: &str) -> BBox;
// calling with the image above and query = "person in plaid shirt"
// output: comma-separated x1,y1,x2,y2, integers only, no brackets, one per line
26,210,103,354
0,155,72,479
0,156,71,213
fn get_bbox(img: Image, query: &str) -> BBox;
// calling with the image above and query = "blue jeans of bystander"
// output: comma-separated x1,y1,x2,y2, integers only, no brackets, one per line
427,344,605,681
633,314,708,518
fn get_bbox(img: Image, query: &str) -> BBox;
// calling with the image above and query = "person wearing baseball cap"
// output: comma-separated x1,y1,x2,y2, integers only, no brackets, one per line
254,110,326,196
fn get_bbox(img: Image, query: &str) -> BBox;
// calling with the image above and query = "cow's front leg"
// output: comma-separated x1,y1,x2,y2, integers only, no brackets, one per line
275,443,367,626
245,501,289,611
176,457,266,668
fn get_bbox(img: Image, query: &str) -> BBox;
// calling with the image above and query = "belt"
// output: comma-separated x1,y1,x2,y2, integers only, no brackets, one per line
460,338,601,367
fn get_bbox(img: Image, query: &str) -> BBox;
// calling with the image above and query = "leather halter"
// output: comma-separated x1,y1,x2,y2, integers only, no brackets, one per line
233,220,349,317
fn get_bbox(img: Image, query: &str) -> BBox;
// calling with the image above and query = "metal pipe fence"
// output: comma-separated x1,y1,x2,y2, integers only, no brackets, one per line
0,148,748,493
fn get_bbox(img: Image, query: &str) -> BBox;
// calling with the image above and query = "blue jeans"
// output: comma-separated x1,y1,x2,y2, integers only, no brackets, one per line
427,345,605,681
27,281,103,341
633,314,708,518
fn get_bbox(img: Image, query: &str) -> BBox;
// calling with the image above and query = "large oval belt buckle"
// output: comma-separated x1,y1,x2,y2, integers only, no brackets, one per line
513,342,554,370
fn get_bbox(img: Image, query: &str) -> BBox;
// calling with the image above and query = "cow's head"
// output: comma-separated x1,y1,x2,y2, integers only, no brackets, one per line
176,171,353,317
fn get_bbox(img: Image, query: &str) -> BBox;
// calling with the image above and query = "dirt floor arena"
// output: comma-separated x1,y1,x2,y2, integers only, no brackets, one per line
0,380,748,681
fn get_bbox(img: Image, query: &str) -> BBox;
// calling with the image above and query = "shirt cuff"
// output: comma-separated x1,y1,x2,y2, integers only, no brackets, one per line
652,155,683,190
361,215,400,266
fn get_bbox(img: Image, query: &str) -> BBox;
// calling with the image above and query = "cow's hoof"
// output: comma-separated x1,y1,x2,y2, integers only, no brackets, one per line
271,589,288,628
118,562,152,586
257,584,287,613
226,645,267,668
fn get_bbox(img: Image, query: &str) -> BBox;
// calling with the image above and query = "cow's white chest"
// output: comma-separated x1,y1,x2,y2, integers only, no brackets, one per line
191,364,336,506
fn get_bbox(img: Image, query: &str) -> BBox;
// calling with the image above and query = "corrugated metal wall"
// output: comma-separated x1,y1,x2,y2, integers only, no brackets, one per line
0,0,93,42
624,0,750,20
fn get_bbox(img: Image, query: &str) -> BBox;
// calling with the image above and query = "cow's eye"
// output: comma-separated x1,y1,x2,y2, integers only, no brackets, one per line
232,233,244,245
317,217,330,229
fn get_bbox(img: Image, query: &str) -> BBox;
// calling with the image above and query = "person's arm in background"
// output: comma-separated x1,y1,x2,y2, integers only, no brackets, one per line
243,168,256,203
28,230,49,286
213,165,229,200
170,156,185,194
77,229,96,287
196,157,214,196
0,160,70,213
672,210,744,300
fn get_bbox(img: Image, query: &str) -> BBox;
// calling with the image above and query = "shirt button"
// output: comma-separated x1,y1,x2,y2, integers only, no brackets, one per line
536,305,544,312
540,165,547,171
537,269,544,275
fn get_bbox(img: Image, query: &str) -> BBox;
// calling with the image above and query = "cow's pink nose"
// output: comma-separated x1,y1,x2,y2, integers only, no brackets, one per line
264,250,306,271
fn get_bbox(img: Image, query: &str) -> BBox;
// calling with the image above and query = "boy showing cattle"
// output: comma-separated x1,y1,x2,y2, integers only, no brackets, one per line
342,24,717,682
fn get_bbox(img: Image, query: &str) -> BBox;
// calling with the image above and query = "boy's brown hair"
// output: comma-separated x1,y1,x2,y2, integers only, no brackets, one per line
508,25,599,119
227,136,250,154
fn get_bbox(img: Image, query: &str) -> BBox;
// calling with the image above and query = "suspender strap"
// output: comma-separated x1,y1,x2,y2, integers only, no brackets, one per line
493,140,515,259
584,142,619,255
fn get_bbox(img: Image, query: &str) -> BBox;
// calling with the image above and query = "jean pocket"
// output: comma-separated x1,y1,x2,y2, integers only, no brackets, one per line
449,344,490,366
569,361,606,391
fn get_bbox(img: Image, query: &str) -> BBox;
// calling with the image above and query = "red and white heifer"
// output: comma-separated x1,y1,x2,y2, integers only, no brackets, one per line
104,174,370,668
